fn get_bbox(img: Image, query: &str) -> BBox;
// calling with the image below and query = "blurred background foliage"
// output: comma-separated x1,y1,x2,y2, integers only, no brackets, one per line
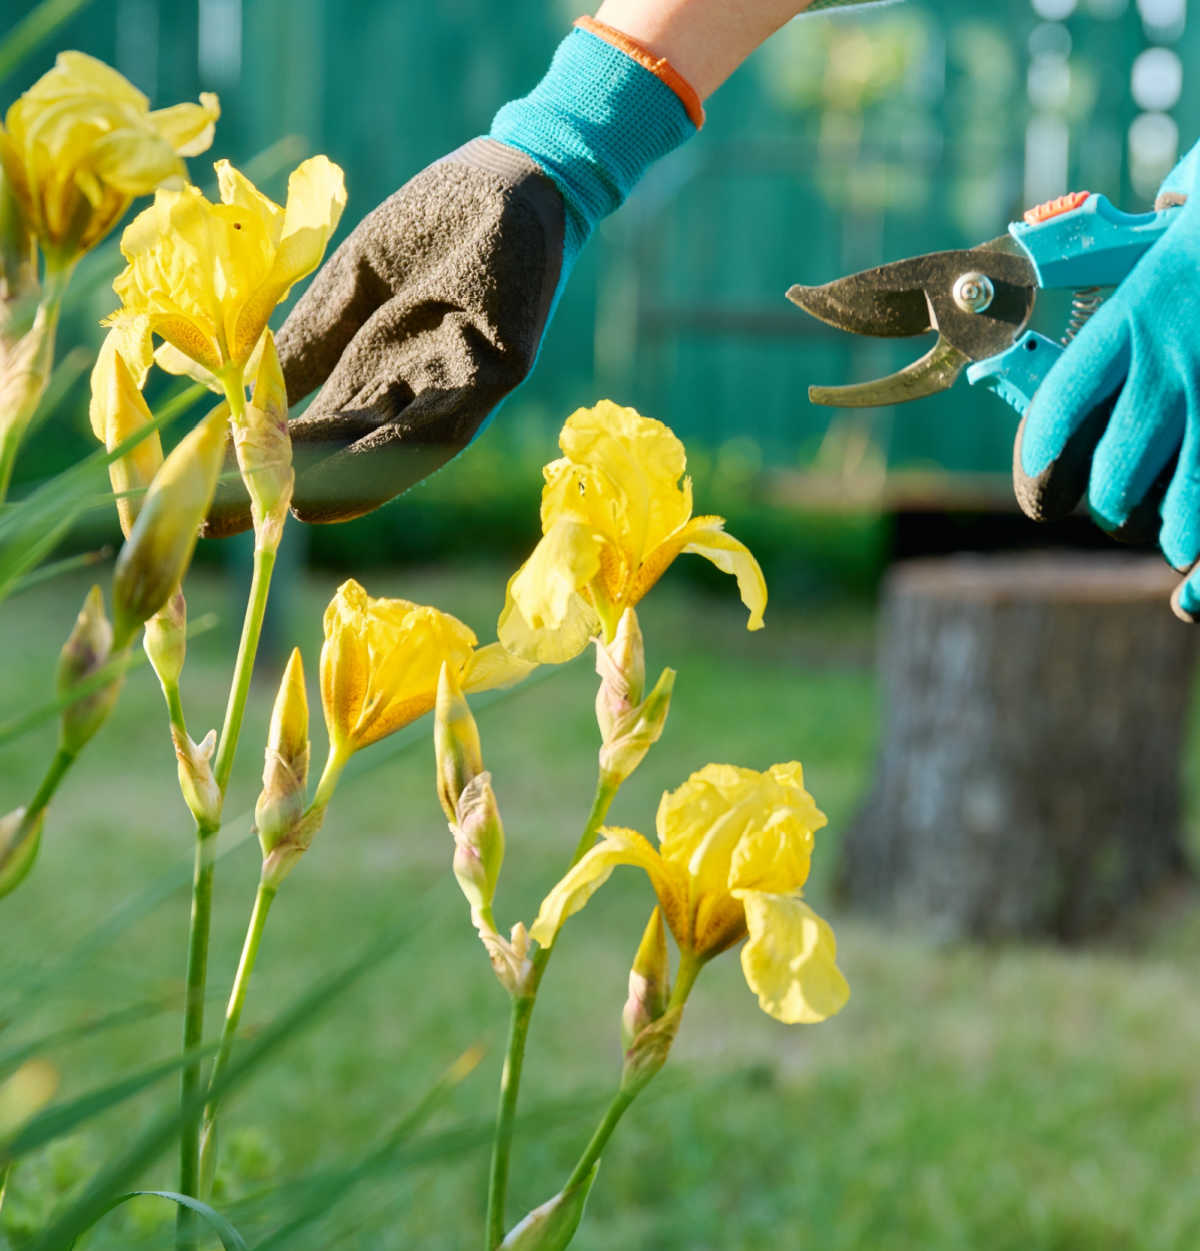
4,0,1195,586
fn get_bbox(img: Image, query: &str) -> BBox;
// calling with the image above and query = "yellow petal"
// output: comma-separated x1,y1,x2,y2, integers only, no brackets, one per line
545,402,692,571
89,336,163,537
115,187,225,367
229,155,346,363
463,642,538,692
735,892,849,1024
680,517,767,630
657,762,824,899
89,128,184,195
529,827,681,949
42,52,148,110
354,605,476,747
215,158,283,238
497,519,604,664
102,311,154,387
149,92,219,157
153,341,222,393
274,155,347,285
320,580,370,754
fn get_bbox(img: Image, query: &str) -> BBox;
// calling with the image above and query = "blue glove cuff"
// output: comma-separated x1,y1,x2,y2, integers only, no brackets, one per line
489,25,697,269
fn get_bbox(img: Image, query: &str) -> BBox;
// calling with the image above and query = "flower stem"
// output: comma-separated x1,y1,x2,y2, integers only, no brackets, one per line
176,818,217,1247
197,877,277,1197
484,992,535,1250
212,541,277,795
176,473,279,1243
310,745,349,813
484,774,620,1249
27,745,76,816
560,950,703,1199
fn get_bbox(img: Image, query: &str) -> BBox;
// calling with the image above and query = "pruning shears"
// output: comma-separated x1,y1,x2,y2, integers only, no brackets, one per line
789,191,1179,416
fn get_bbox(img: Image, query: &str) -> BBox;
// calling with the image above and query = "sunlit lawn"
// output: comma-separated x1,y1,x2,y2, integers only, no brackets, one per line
3,555,1200,1249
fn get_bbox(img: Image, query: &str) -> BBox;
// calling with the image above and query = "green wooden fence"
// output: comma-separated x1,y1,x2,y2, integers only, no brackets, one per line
3,0,1195,479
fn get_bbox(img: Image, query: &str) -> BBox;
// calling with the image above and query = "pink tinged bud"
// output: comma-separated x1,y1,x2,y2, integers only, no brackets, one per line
451,772,504,916
172,726,221,828
143,587,187,692
621,907,670,1052
434,662,484,822
56,585,122,754
0,807,44,899
498,1162,599,1251
598,666,675,786
620,1004,682,1096
112,402,228,648
256,649,312,884
477,921,532,997
234,331,294,548
594,607,645,744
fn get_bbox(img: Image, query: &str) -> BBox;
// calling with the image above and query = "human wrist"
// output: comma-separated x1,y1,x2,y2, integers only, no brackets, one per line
593,0,810,98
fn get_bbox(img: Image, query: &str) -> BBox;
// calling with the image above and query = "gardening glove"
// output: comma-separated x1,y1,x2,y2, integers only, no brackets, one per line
1012,140,1200,620
204,18,702,535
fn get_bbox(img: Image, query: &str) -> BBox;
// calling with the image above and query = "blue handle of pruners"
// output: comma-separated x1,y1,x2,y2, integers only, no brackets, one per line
1008,192,1177,288
965,332,1062,417
965,192,1179,415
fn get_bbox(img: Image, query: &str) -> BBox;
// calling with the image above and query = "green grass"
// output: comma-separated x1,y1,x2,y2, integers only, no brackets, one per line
1,558,1199,1249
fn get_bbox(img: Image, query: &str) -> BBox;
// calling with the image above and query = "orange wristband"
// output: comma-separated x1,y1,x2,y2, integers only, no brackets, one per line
574,15,706,128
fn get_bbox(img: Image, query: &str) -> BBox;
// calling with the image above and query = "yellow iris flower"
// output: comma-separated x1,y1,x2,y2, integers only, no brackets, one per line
530,762,848,1024
110,155,345,379
498,402,767,664
0,51,218,259
321,579,533,760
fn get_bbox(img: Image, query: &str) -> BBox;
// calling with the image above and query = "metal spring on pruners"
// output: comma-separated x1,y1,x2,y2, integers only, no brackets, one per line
1062,287,1106,344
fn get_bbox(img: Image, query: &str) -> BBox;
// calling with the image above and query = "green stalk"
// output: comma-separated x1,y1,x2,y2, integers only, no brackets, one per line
162,676,212,1247
560,950,703,1195
309,745,349,813
26,744,76,815
484,775,620,1249
193,743,347,1199
176,375,282,1246
176,821,216,1248
196,877,277,1197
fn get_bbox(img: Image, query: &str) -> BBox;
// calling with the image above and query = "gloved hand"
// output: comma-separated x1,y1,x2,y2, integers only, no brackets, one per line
205,18,700,535
1012,141,1200,620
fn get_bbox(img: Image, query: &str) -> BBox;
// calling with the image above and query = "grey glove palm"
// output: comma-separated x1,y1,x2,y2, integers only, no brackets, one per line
206,138,563,534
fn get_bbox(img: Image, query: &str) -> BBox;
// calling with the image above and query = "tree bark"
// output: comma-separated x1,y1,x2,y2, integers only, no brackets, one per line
839,553,1197,941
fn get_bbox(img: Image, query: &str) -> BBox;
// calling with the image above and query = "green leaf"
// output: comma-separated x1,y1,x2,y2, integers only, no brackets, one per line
90,1191,248,1251
0,1044,219,1165
250,1045,486,1250
6,546,114,597
0,827,255,1020
0,383,202,607
0,999,175,1083
23,914,421,1251
0,612,217,748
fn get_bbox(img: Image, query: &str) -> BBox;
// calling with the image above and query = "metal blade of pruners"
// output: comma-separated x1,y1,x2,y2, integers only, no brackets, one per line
788,236,1039,407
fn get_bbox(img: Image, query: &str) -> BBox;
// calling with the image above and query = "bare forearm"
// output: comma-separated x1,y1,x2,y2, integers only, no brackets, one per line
592,0,815,98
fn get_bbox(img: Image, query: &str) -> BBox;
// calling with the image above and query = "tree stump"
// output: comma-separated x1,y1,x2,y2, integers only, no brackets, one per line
839,553,1197,941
